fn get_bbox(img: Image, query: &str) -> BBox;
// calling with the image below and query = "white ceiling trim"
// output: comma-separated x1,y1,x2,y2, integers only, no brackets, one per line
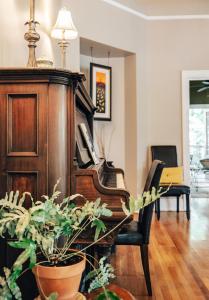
102,0,148,19
102,0,209,21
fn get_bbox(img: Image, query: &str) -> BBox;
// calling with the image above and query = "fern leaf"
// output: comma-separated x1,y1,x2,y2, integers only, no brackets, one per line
2,213,21,219
47,293,58,300
68,194,84,201
16,213,30,237
29,203,44,214
0,217,17,224
13,191,19,206
8,192,14,203
129,196,136,214
94,198,101,209
91,219,106,241
53,178,61,194
18,192,31,207
121,200,131,216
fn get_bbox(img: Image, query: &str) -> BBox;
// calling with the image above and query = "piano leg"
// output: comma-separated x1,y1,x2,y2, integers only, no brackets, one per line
111,244,116,254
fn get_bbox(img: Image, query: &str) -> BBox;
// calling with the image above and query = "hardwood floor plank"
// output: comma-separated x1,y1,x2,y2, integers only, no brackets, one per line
112,198,209,299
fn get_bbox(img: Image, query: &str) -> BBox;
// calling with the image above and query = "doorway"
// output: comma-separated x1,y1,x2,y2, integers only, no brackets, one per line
182,71,209,197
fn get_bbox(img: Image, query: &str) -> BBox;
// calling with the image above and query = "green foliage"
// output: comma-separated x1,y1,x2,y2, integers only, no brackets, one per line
91,219,106,241
122,186,166,216
0,268,13,300
0,180,113,299
0,181,113,259
47,293,58,300
0,179,164,300
96,290,120,300
86,257,120,300
87,257,115,293
0,267,21,300
9,239,37,269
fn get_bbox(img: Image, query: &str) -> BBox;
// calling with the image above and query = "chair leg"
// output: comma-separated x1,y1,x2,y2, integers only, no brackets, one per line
156,199,160,220
140,244,152,296
186,194,190,221
176,196,180,213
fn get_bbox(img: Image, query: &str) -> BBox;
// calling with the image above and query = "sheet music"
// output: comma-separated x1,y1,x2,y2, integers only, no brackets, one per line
79,123,100,165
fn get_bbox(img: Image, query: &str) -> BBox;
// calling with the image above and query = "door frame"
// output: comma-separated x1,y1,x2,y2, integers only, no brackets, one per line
182,70,209,185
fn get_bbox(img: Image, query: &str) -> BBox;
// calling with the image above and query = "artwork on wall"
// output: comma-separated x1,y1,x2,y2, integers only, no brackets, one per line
90,63,112,121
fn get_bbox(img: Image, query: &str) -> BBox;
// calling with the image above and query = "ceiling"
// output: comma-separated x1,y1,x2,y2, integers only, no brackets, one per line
114,0,209,16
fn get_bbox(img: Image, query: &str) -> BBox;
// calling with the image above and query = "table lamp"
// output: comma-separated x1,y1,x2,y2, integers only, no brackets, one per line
51,7,78,68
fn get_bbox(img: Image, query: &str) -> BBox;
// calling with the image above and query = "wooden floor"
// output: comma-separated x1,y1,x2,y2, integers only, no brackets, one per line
112,198,209,300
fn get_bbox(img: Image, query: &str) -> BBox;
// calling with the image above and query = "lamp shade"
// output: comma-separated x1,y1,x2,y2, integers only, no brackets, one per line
51,7,78,40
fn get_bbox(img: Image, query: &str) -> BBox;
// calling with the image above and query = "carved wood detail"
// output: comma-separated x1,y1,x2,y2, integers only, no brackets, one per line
7,93,38,156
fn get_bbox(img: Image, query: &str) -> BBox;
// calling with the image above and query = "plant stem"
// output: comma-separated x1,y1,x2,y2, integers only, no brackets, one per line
62,215,129,261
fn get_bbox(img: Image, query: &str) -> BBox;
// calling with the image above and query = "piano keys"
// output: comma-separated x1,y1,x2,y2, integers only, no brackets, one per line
102,163,126,190
74,159,129,213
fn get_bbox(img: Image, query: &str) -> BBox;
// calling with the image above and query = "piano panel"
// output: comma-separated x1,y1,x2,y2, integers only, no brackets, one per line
7,93,38,155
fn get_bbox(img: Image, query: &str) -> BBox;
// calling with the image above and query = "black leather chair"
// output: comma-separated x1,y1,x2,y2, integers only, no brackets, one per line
151,145,190,220
115,160,164,296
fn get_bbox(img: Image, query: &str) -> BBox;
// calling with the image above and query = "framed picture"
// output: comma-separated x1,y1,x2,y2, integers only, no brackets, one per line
90,63,112,121
79,123,100,165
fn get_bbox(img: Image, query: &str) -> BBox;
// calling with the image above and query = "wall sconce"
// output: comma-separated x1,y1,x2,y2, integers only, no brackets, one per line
51,7,78,69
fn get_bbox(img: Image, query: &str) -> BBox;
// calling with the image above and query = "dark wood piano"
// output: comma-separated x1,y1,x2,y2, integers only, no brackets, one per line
0,68,130,297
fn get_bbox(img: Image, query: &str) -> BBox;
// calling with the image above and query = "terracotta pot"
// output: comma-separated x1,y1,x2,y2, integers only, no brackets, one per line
33,253,86,300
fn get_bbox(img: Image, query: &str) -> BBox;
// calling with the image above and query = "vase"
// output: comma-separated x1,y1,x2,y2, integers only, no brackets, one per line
33,254,86,300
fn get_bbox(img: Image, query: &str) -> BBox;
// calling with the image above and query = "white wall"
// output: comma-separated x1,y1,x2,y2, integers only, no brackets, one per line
146,20,209,164
125,55,137,197
0,0,59,67
80,54,125,170
146,20,209,210
0,0,80,71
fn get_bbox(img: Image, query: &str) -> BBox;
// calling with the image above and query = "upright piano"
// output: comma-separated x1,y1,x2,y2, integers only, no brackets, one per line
0,68,130,297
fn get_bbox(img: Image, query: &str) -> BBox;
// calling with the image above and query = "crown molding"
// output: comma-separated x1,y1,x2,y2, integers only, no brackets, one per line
102,0,209,21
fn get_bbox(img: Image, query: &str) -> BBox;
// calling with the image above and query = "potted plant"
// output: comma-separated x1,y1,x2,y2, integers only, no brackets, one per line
0,180,163,300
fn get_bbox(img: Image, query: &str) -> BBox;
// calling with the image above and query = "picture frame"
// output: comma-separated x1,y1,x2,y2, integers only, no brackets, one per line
79,123,100,165
90,63,112,121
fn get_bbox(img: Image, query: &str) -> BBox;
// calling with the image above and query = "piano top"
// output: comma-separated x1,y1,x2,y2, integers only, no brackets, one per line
0,68,86,85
